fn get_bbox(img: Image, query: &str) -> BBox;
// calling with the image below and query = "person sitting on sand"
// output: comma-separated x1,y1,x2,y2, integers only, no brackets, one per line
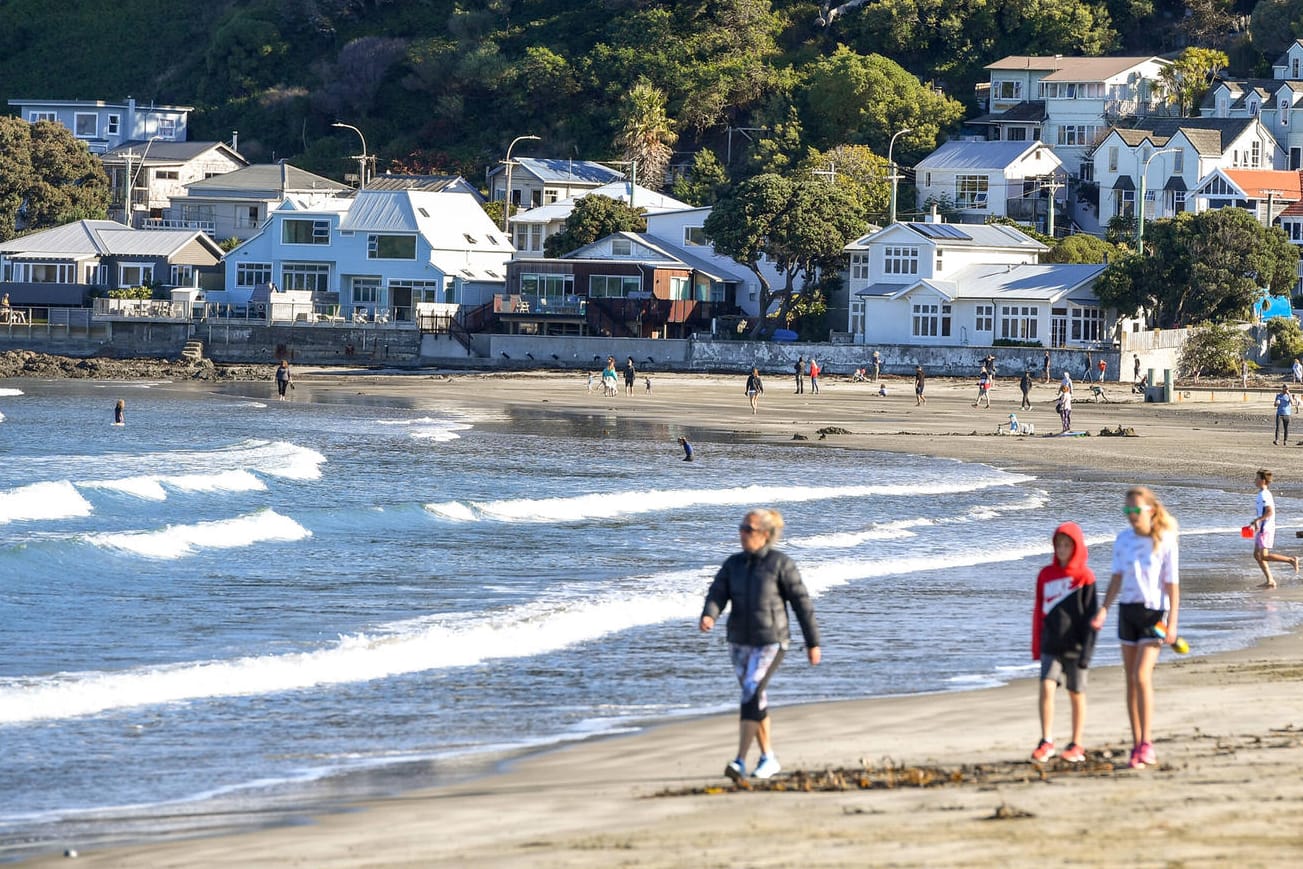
700,508,821,783
1031,522,1098,765
1249,469,1299,589
878,384,887,397
1091,486,1180,770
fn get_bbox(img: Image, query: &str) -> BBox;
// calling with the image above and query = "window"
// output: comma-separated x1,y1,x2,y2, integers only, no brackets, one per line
911,302,951,337
589,275,641,297
282,219,330,245
850,253,869,281
925,172,932,187
236,206,260,229
1173,150,1184,173
934,249,943,273
1007,127,1028,141
1070,307,1104,342
282,262,331,293
1294,58,1301,78
236,262,272,288
118,264,154,288
520,273,574,297
1079,162,1094,183
74,113,97,138
157,118,177,139
513,223,543,252
106,114,120,136
975,304,994,333
1117,189,1136,218
883,246,919,275
543,188,561,204
1039,82,1104,99
29,111,56,123
668,276,690,300
850,300,865,337
1174,190,1187,211
1282,220,1303,242
1249,99,1260,116
1057,125,1099,146
351,278,381,303
389,279,443,304
170,264,194,286
955,174,989,209
20,262,76,283
154,170,179,181
999,305,1039,341
367,234,417,259
1283,95,1291,126
1108,147,1118,173
1252,140,1262,167
995,80,1023,101
181,204,215,223
683,226,708,246
611,238,633,256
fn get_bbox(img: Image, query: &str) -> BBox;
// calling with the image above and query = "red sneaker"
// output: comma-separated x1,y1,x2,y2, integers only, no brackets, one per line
1060,743,1086,763
1030,740,1056,762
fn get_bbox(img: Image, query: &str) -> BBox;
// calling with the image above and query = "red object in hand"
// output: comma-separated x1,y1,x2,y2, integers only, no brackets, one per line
1241,525,1255,538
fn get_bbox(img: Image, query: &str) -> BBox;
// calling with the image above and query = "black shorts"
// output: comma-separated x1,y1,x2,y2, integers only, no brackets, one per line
1118,602,1165,645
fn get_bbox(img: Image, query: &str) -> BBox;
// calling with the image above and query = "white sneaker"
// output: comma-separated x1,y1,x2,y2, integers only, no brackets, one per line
724,759,746,782
752,755,781,780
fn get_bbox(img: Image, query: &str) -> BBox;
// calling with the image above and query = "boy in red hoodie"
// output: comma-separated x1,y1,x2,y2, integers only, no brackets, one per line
1031,522,1099,763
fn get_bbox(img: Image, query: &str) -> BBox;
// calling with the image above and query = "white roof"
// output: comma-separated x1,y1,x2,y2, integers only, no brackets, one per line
510,182,691,225
916,140,1060,172
845,221,1048,253
858,263,1104,302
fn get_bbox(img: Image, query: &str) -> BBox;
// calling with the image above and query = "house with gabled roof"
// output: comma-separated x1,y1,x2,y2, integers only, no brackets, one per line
7,97,192,154
155,163,349,240
914,140,1064,230
363,174,483,200
486,158,625,209
1190,167,1303,295
1202,41,1303,170
1092,117,1282,226
843,218,1116,347
101,140,247,228
0,219,223,307
222,188,512,323
508,181,690,256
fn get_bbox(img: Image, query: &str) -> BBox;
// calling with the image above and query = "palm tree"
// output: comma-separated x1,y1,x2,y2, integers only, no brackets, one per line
616,80,678,190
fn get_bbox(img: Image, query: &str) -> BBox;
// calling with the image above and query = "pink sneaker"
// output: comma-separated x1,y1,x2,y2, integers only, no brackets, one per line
1060,743,1086,763
1030,740,1055,762
1128,745,1145,769
1138,741,1156,766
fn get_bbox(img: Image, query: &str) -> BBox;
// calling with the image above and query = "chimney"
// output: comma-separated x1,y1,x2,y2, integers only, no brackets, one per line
927,204,941,223
231,130,239,153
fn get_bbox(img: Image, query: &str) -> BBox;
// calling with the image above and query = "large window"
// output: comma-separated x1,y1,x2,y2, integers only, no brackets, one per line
999,305,1039,341
170,264,194,286
236,262,272,289
282,262,331,292
513,223,543,252
589,275,641,297
181,204,215,223
911,303,951,337
850,253,869,281
520,273,574,297
390,279,444,304
15,262,76,283
282,219,330,245
683,226,708,246
994,80,1023,101
1070,307,1105,342
975,304,994,333
118,263,154,288
367,234,417,259
1040,82,1105,99
883,246,919,275
74,113,97,138
351,278,381,303
668,276,690,300
1057,125,1100,146
955,175,989,209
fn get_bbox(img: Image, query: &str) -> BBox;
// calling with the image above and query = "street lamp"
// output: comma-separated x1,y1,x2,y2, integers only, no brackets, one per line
332,122,370,189
501,134,541,233
1136,147,1180,255
887,128,913,225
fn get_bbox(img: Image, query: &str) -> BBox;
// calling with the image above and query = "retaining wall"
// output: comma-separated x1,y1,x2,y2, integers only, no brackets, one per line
198,323,421,365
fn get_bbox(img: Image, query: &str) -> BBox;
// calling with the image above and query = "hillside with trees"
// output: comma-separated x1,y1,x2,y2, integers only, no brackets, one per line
0,0,1283,204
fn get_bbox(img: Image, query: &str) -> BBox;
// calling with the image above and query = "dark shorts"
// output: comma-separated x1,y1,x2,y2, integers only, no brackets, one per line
1040,653,1087,693
1118,602,1165,646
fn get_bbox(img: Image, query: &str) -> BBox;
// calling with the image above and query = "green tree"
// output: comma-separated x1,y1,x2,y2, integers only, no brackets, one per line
1179,323,1251,378
671,150,729,206
1094,209,1299,328
1267,315,1303,360
796,144,890,222
1044,233,1121,263
615,79,679,191
0,118,109,241
704,173,868,335
794,47,965,157
1249,0,1303,61
1157,47,1229,118
543,195,647,257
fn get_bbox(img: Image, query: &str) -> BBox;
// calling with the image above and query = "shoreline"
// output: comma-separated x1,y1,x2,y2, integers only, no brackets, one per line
11,370,1303,866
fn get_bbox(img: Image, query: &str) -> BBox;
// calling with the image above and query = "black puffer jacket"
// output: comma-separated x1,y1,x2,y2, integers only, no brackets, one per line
702,547,821,648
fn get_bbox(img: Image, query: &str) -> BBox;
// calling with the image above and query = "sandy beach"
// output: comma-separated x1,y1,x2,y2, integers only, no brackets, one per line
19,370,1303,867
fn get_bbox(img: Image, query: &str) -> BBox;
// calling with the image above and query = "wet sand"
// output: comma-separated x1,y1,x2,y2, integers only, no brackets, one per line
21,371,1303,867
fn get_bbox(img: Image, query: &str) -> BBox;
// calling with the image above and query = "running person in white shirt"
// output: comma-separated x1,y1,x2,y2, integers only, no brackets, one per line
1091,486,1180,769
1250,469,1298,589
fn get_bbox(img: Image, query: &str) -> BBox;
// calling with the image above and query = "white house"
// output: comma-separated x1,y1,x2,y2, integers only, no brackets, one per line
843,219,1113,348
486,158,625,208
157,163,349,240
913,140,1064,230
101,140,247,228
508,181,690,256
1092,117,1282,223
222,188,513,323
7,97,192,154
1203,40,1303,169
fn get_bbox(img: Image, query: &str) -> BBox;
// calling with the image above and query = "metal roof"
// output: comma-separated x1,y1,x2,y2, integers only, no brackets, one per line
183,163,347,196
510,182,691,224
489,158,625,185
0,219,222,259
915,140,1059,171
101,140,246,166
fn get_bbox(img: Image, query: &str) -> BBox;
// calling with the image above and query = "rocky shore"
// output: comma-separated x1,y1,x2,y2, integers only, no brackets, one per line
0,350,275,381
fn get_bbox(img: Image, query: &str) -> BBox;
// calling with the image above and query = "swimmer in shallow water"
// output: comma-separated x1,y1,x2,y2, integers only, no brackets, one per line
679,436,694,461
114,399,125,425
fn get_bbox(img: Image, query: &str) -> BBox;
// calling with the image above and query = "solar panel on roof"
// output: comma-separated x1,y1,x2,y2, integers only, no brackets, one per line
910,222,971,240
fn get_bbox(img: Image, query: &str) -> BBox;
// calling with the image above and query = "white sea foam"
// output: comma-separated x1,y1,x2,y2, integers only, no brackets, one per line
425,501,478,522
22,439,325,486
86,509,310,559
82,470,266,502
376,417,472,442
0,480,94,524
426,476,1031,524
788,491,1050,550
0,387,25,396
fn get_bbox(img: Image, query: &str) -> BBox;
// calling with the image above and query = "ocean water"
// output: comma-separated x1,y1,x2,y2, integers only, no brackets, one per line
1,378,1300,856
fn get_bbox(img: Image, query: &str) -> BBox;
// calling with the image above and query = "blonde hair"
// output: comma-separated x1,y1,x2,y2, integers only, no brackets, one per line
746,508,785,545
1127,486,1178,550
1258,469,1273,485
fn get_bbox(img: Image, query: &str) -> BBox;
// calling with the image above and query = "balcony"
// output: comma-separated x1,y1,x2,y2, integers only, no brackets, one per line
143,218,216,235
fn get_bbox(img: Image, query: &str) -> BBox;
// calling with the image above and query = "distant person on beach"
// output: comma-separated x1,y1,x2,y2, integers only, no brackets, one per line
602,358,619,396
872,349,881,382
1043,349,1051,384
644,376,652,393
745,367,764,415
624,357,636,396
1031,522,1098,764
1061,371,1073,393
1019,370,1033,410
914,366,926,405
1097,358,1107,383
809,357,821,395
1275,383,1294,445
1134,354,1141,383
1249,469,1299,589
113,399,125,426
794,356,804,394
1057,384,1073,432
984,354,996,379
878,384,887,397
275,360,292,400
973,367,991,408
0,292,9,321
586,372,595,393
1293,358,1302,384
700,508,821,782
1091,486,1180,770
1085,350,1093,381
678,436,694,462
1242,359,1249,389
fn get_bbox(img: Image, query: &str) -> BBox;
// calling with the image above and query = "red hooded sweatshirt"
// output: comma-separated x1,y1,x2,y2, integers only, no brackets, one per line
1032,522,1097,660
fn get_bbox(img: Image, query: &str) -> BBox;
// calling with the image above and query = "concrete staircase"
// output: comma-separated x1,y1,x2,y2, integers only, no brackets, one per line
181,340,204,362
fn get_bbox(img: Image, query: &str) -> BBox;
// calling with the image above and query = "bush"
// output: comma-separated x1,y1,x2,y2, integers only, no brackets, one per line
107,286,153,300
1179,323,1251,378
993,338,1042,347
1267,316,1303,361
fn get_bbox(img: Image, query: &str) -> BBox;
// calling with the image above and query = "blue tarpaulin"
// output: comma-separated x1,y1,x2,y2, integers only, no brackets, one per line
1257,291,1293,321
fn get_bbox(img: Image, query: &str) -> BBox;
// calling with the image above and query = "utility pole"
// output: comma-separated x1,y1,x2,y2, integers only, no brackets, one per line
1042,175,1065,237
887,128,912,224
725,126,768,165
